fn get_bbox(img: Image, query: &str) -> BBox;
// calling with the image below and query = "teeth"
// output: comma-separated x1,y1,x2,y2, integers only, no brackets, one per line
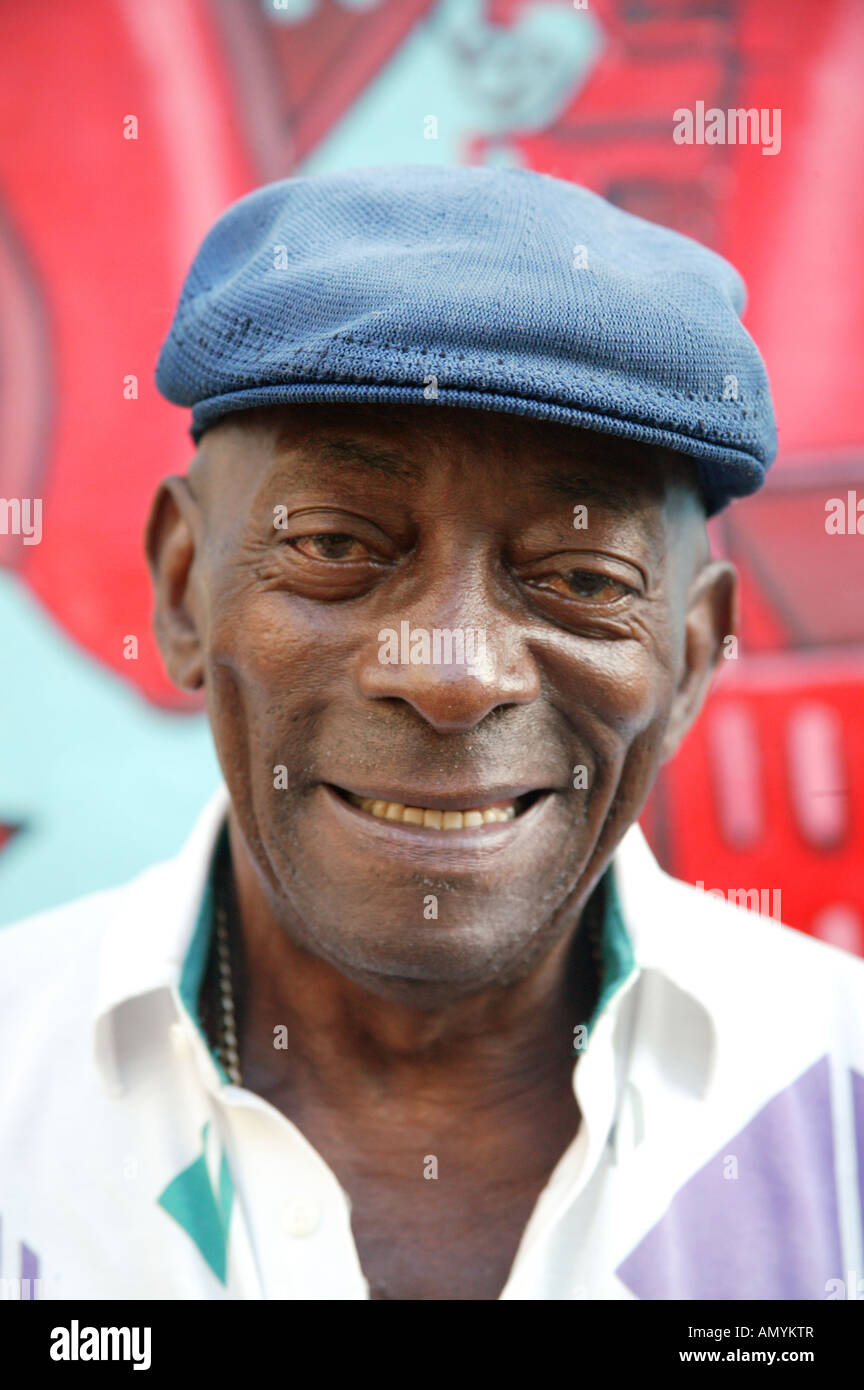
350,794,517,828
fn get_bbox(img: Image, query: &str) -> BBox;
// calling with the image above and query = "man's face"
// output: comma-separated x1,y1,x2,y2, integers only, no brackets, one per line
149,404,729,1003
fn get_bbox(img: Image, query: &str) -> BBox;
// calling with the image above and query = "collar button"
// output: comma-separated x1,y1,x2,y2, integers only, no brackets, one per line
281,1198,320,1237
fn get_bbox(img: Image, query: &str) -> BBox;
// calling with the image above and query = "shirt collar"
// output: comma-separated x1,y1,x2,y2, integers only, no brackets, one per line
607,823,719,1100
93,787,230,1095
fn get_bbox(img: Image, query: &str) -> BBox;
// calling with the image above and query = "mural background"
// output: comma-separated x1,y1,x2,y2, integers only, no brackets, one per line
1,0,862,949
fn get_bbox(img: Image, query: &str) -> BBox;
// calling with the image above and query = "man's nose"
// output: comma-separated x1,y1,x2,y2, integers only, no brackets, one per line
356,601,541,734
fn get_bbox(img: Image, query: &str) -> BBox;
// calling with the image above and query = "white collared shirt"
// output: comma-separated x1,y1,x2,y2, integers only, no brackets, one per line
2,786,864,1301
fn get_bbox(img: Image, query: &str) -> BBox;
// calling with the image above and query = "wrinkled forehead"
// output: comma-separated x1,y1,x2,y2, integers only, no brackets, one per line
197,402,704,516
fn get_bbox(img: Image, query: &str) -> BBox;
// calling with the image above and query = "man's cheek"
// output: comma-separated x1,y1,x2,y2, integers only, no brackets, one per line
596,645,674,733
552,652,670,805
206,599,317,690
569,668,674,842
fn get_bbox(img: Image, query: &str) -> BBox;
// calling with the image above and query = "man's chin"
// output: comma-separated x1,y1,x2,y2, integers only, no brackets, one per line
277,900,575,1005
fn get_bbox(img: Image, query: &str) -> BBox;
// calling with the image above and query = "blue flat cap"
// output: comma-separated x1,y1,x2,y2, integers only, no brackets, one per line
156,165,777,515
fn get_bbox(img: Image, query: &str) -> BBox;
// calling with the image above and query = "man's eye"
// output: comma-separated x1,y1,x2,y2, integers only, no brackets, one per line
290,533,368,561
531,569,634,603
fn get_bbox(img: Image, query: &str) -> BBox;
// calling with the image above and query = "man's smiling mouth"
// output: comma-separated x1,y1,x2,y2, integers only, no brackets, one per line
329,785,546,831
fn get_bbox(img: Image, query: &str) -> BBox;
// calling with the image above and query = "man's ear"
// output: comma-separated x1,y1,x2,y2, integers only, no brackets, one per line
660,560,738,762
145,476,204,691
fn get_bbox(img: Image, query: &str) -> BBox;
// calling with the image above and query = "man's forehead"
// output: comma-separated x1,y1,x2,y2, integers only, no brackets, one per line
211,403,695,511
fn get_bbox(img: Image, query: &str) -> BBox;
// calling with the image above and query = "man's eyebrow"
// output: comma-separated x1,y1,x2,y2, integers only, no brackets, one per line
286,435,425,485
536,463,647,513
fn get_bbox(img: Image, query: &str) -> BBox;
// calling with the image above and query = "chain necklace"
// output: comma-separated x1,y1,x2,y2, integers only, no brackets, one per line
212,888,243,1087
205,869,606,1089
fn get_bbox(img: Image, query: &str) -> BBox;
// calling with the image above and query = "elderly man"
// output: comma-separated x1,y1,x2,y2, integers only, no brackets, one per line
3,166,863,1303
